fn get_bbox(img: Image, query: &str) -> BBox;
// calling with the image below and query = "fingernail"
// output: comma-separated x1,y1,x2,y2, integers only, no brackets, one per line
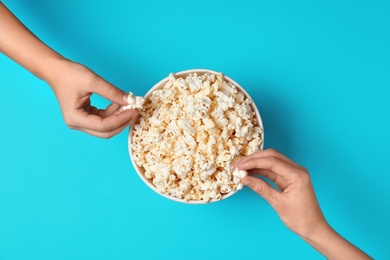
132,110,140,116
122,94,129,103
231,156,243,168
126,109,139,118
240,176,249,185
234,161,243,168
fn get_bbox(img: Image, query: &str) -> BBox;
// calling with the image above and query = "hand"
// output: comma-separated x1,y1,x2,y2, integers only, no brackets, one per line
0,3,137,138
235,149,371,260
235,148,326,239
45,59,138,138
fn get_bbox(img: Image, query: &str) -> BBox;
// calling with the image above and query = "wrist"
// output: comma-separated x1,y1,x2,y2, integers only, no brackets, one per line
299,220,334,244
39,55,69,83
301,222,372,260
300,222,351,259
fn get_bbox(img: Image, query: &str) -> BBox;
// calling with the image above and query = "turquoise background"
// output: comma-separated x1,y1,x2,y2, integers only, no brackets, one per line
1,0,389,259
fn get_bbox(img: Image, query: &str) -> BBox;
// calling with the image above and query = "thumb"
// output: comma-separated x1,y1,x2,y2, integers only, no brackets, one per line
241,176,279,205
92,76,128,106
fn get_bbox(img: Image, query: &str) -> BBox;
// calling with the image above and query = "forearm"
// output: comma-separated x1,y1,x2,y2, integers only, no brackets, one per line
303,224,372,260
0,2,64,81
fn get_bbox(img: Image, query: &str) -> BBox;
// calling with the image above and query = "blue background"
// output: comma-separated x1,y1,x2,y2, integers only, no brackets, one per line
1,0,389,259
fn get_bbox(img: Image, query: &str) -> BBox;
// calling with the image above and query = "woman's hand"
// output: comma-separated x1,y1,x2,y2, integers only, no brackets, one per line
45,59,138,138
235,148,327,238
235,149,371,260
1,3,137,138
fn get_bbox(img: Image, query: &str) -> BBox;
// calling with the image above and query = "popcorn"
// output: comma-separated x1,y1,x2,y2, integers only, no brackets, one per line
123,92,145,110
132,72,263,202
232,168,248,190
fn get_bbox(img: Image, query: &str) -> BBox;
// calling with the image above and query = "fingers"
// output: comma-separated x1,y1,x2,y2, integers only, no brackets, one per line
70,115,134,138
237,155,302,184
68,92,138,137
97,103,121,117
236,148,304,170
86,109,137,133
247,169,289,191
241,176,280,206
84,103,125,118
89,76,128,106
98,103,135,118
68,108,138,133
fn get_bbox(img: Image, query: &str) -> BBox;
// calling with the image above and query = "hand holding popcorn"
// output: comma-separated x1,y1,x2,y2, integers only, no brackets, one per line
235,149,371,260
47,61,139,138
0,3,138,138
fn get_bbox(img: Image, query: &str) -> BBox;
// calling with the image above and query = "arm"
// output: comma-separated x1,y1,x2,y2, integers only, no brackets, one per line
235,149,372,260
0,2,137,138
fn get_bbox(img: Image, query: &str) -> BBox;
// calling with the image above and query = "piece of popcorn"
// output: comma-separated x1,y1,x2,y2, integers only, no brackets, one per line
172,157,193,179
123,92,145,110
232,168,248,190
220,184,232,194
